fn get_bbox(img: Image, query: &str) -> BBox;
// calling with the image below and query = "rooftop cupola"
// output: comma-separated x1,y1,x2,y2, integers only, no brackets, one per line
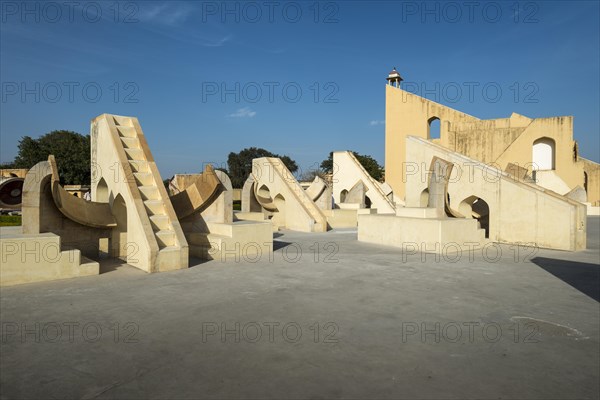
386,67,402,88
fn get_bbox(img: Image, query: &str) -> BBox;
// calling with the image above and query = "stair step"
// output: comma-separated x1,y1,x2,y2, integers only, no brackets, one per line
116,125,136,137
124,148,144,160
205,222,233,236
79,256,100,275
138,185,160,200
134,172,154,186
159,245,180,253
128,160,149,173
120,136,140,149
149,214,170,231
186,232,210,246
155,230,176,248
185,232,227,246
144,199,165,215
113,116,134,127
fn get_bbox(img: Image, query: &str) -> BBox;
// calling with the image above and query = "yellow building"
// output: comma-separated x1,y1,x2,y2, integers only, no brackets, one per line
0,168,28,178
384,71,600,206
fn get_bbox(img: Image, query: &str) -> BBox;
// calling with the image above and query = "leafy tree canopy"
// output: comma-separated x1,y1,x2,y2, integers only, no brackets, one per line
320,151,384,182
11,130,90,185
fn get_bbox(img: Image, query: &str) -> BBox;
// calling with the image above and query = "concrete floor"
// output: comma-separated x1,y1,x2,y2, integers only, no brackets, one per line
1,218,599,399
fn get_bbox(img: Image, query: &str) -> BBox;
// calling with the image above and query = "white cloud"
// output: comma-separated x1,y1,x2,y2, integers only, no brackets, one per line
370,120,385,126
228,107,257,118
138,3,194,26
135,3,232,47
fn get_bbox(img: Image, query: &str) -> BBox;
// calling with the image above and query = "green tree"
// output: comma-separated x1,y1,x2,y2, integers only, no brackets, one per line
11,131,91,184
0,162,16,169
227,147,298,188
320,151,384,181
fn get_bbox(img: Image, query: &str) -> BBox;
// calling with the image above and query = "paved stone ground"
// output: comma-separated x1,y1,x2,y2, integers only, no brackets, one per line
1,218,599,399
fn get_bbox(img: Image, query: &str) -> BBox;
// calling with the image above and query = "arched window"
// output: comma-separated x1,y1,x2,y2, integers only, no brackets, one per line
340,189,348,203
428,117,441,140
532,138,556,170
111,194,127,259
419,188,429,207
96,178,109,202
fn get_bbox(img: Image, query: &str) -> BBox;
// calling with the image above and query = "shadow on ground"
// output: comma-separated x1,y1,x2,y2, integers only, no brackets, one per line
273,240,292,251
531,257,600,302
98,258,130,274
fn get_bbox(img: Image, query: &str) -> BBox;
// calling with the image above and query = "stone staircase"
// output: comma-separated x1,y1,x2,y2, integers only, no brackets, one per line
113,117,178,254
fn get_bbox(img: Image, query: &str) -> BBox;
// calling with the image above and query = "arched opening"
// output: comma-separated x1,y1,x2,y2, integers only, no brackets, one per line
96,178,109,203
584,171,588,193
340,189,348,203
272,194,286,228
257,184,271,199
532,137,556,170
111,194,128,260
459,196,490,238
428,117,441,140
419,188,429,207
365,195,372,209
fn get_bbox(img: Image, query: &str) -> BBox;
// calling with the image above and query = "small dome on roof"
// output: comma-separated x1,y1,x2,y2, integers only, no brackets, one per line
386,68,403,82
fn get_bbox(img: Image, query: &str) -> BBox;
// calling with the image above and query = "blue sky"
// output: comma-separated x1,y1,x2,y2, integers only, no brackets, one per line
1,1,599,178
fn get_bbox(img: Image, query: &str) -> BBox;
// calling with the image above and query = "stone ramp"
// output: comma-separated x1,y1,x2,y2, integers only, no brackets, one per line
405,136,586,251
534,170,572,195
252,157,328,232
333,151,396,213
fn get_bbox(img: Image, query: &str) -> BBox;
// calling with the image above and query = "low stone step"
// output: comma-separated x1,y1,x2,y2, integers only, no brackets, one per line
149,214,170,231
138,185,160,201
159,245,180,253
155,230,176,248
128,160,149,173
113,115,133,125
124,148,144,161
78,255,100,276
144,200,165,215
120,136,140,149
205,222,233,236
186,231,216,246
116,125,136,137
134,172,154,186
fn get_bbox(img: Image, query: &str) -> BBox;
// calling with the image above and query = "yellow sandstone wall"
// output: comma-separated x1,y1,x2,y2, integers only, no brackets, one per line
385,85,479,200
385,84,600,204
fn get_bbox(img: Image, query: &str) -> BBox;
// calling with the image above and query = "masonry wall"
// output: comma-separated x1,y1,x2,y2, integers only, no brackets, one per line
385,84,600,204
385,85,480,200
